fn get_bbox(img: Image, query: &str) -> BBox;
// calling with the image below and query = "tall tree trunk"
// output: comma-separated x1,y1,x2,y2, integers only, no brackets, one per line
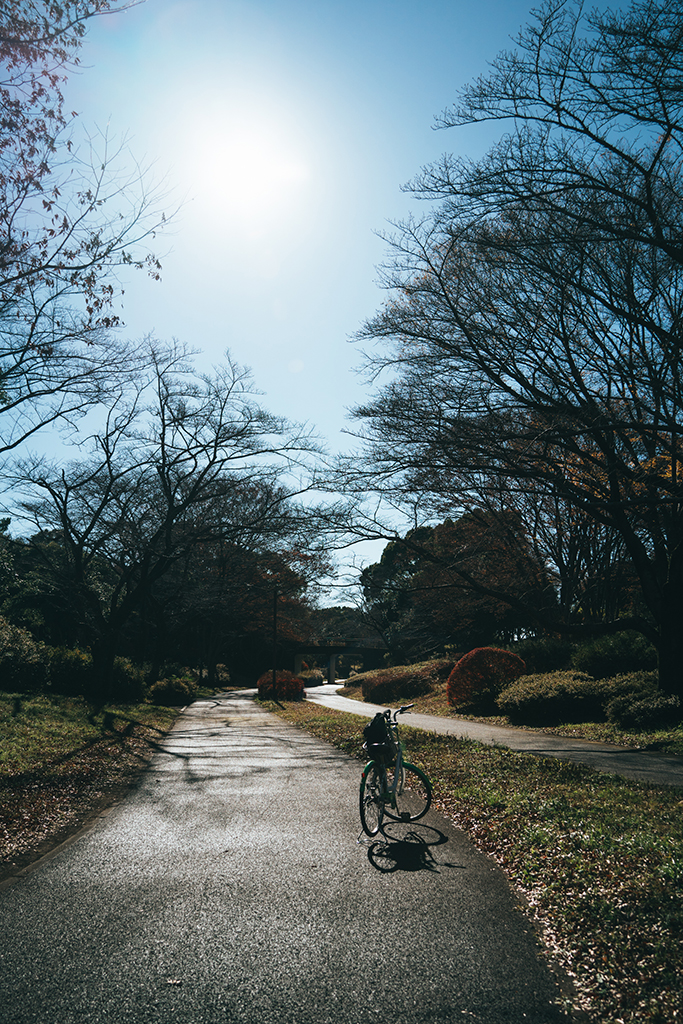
90,635,117,701
656,595,683,698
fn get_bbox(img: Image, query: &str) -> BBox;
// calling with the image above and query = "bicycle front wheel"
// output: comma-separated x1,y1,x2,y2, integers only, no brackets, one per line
360,763,385,836
384,762,432,822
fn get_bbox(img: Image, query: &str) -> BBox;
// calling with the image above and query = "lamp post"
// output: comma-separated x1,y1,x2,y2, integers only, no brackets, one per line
271,585,278,696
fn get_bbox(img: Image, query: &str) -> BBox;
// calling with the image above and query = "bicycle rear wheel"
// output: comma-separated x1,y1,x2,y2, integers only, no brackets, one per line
384,762,432,822
360,763,385,836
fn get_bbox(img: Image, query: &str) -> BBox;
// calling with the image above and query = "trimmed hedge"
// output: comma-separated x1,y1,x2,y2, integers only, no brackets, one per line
360,659,455,705
257,669,306,701
300,668,324,687
497,671,612,724
497,669,661,726
447,647,526,713
606,687,680,729
149,674,198,706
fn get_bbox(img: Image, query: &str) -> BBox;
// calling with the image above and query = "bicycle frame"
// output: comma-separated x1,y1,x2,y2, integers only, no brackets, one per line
378,714,405,809
359,704,432,839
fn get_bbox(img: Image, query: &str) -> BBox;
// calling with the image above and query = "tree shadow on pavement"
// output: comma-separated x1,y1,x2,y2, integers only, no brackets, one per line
364,824,457,874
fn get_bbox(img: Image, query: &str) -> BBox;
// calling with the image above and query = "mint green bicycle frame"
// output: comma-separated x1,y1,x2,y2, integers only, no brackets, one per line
359,704,432,838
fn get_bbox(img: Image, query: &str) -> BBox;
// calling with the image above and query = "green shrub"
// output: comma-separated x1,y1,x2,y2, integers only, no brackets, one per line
606,688,681,729
215,664,230,685
109,657,146,703
0,615,49,692
602,670,659,699
509,636,573,673
360,659,455,704
160,662,199,683
257,669,306,701
300,668,324,687
149,675,198,707
447,648,526,713
497,671,612,724
572,631,657,678
609,669,659,689
48,646,94,696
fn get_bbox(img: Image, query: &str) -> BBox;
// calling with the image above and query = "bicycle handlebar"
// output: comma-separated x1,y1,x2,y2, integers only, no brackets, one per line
385,704,414,723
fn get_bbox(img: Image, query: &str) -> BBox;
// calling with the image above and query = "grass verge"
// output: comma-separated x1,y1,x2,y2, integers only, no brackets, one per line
264,699,683,1024
338,680,683,756
0,691,179,880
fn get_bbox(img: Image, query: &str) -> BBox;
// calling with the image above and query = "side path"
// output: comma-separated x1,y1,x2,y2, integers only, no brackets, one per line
0,693,568,1024
306,686,683,788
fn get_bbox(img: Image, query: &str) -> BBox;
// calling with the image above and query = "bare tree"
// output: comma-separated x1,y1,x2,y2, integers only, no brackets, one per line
0,2,168,458
348,0,683,694
10,343,325,693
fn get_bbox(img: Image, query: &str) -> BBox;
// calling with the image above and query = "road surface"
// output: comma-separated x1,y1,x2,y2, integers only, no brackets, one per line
0,693,567,1024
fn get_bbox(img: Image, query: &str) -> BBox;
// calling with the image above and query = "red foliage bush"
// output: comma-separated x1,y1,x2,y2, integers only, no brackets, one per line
447,647,526,712
257,669,306,701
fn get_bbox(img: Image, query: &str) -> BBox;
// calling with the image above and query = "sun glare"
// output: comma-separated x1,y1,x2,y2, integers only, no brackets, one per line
184,112,312,229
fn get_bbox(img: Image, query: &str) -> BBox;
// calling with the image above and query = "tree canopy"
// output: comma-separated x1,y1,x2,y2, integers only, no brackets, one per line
360,511,556,662
8,343,326,692
0,5,340,694
348,0,683,693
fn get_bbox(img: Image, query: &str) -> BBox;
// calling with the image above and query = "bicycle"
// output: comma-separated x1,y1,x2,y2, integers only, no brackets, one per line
359,704,432,838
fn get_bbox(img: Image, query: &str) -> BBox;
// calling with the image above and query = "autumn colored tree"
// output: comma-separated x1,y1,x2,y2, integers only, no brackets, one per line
349,0,683,694
360,511,556,662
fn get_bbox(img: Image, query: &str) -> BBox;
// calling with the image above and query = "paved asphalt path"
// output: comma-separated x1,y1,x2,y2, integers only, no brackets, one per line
308,686,683,788
0,692,568,1024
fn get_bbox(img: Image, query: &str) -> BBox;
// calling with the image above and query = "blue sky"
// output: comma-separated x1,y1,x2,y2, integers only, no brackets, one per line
60,0,565,588
64,0,543,440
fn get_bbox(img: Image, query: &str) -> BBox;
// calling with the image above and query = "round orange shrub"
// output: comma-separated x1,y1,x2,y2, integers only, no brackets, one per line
447,647,526,712
257,669,306,701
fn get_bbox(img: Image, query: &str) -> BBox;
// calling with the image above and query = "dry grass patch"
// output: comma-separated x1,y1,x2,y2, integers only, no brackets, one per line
0,692,178,879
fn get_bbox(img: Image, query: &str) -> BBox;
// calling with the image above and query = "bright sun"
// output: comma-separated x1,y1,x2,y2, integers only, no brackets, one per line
184,109,312,228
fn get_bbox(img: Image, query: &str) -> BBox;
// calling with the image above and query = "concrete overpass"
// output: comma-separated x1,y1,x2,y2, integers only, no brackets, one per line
291,639,388,683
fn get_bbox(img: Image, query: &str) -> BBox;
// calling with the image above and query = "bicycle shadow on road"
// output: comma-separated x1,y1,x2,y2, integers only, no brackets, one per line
364,823,461,874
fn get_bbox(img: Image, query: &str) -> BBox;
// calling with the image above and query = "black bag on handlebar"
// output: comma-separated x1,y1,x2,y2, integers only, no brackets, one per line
363,713,394,759
363,712,389,745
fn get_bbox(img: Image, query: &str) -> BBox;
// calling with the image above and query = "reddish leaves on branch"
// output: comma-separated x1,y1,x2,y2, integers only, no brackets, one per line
0,2,165,343
257,670,306,702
